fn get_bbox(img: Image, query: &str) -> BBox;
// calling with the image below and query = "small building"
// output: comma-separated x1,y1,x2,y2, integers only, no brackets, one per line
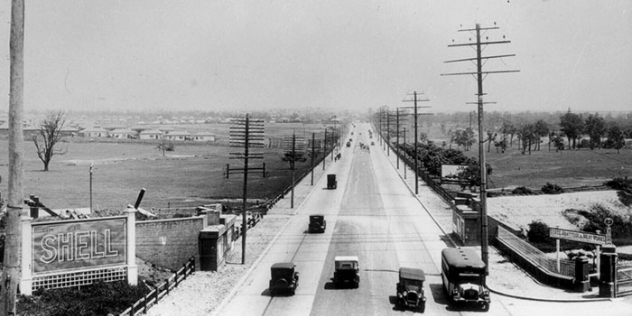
80,127,108,138
164,130,191,141
193,132,216,142
109,128,135,139
139,129,163,140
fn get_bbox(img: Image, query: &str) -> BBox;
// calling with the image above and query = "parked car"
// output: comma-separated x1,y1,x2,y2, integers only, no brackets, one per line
269,262,299,296
396,267,426,312
333,256,359,288
308,214,326,233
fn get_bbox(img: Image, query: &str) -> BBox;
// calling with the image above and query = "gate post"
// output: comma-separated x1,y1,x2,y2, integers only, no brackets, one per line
574,252,591,292
599,244,618,298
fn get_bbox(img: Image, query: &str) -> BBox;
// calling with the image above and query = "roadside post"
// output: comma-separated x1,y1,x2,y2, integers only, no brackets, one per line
599,218,617,298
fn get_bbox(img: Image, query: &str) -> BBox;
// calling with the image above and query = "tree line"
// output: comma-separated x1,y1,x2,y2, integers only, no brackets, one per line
435,110,629,154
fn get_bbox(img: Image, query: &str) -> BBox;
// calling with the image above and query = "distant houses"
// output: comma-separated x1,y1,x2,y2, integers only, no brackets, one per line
0,122,216,143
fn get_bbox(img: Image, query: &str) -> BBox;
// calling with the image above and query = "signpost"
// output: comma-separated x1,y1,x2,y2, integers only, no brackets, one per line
550,227,606,273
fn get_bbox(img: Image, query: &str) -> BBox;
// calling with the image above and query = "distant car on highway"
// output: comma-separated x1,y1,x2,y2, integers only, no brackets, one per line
269,262,299,296
333,256,359,288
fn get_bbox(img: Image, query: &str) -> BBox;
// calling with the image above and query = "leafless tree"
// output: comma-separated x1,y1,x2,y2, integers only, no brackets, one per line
32,111,67,171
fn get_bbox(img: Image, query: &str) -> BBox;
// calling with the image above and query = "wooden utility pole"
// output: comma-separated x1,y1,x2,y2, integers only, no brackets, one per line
402,92,431,195
442,23,518,276
310,133,315,185
2,0,25,314
229,114,264,264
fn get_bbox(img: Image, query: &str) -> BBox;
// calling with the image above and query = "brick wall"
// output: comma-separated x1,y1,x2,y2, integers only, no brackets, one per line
136,215,207,271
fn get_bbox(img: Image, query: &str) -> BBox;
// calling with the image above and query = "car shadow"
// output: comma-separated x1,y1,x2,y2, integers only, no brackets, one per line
324,279,356,290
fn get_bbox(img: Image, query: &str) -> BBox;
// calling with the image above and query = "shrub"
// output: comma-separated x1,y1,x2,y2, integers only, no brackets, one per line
527,220,553,244
604,177,632,191
512,186,533,195
18,280,150,316
541,182,564,194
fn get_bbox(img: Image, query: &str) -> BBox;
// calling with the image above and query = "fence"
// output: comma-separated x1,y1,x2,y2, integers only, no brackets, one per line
617,265,632,297
233,213,264,241
496,226,575,288
119,257,196,316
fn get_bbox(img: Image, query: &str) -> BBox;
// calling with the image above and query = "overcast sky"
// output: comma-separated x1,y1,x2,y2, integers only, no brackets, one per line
0,0,630,114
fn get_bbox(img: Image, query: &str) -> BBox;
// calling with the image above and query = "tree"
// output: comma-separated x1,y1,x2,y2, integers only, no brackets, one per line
605,124,626,153
486,130,497,153
584,113,606,149
32,111,67,171
533,119,550,151
518,124,537,155
559,111,584,149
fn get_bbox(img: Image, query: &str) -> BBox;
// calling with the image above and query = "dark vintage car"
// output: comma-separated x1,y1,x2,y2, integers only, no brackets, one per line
308,214,326,233
327,174,337,189
396,267,426,312
269,262,299,296
333,256,359,288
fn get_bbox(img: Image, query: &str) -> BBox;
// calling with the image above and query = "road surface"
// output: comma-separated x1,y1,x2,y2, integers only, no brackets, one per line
216,122,632,316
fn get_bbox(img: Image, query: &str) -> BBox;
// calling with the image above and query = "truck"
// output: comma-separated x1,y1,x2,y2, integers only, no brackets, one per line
441,248,490,311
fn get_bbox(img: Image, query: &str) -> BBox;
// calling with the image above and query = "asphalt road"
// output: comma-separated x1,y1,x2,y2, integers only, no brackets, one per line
217,123,632,316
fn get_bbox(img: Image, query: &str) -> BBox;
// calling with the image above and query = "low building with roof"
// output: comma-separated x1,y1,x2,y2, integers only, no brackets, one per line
139,129,164,140
193,132,216,142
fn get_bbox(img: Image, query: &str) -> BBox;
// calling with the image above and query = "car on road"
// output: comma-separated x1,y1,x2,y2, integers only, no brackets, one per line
333,256,359,288
269,262,299,296
308,214,326,233
396,267,426,312
327,174,337,189
441,248,490,311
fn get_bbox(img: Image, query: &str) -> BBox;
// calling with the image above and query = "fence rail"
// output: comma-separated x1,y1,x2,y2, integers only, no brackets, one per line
497,226,575,277
119,257,196,316
617,265,632,297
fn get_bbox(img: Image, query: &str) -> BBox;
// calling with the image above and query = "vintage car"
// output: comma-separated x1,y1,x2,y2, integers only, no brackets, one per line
269,262,299,296
333,256,359,288
346,142,351,147
308,214,326,233
396,267,426,312
441,248,490,311
327,174,337,189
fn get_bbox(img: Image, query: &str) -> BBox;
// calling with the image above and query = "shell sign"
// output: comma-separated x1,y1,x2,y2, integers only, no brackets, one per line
31,217,127,274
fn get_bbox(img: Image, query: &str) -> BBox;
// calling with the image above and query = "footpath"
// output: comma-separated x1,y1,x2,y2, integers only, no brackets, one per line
376,140,624,302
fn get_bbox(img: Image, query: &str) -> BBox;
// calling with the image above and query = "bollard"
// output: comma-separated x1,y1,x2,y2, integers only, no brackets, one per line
599,244,618,298
574,253,591,292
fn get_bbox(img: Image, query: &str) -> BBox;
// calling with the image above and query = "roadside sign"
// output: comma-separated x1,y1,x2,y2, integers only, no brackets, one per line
549,227,605,245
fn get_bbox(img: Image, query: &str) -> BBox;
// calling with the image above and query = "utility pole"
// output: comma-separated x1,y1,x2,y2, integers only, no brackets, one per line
396,109,400,169
284,132,306,208
402,128,407,179
2,0,25,314
310,132,315,185
442,23,518,276
402,92,431,194
324,128,329,166
386,108,390,156
229,114,265,264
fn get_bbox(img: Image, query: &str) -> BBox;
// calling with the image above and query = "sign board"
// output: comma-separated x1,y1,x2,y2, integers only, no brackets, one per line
31,217,127,275
441,164,468,180
549,227,605,245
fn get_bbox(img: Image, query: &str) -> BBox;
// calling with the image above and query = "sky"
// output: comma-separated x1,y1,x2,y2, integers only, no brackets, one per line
0,0,630,114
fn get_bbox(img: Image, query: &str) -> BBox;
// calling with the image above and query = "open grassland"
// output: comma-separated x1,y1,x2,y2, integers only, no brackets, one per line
0,123,331,212
461,144,632,189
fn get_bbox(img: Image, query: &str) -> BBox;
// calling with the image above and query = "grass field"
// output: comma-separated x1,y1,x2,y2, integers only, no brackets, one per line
0,122,333,212
461,142,632,189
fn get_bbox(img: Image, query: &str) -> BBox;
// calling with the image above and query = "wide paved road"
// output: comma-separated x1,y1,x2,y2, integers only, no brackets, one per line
216,123,631,316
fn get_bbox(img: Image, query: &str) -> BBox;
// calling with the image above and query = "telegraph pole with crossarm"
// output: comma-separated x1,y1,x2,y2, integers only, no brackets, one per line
441,23,519,277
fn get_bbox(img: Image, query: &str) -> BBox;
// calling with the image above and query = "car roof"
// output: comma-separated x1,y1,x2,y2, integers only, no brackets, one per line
310,214,324,217
271,262,296,270
335,256,359,262
399,267,425,281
